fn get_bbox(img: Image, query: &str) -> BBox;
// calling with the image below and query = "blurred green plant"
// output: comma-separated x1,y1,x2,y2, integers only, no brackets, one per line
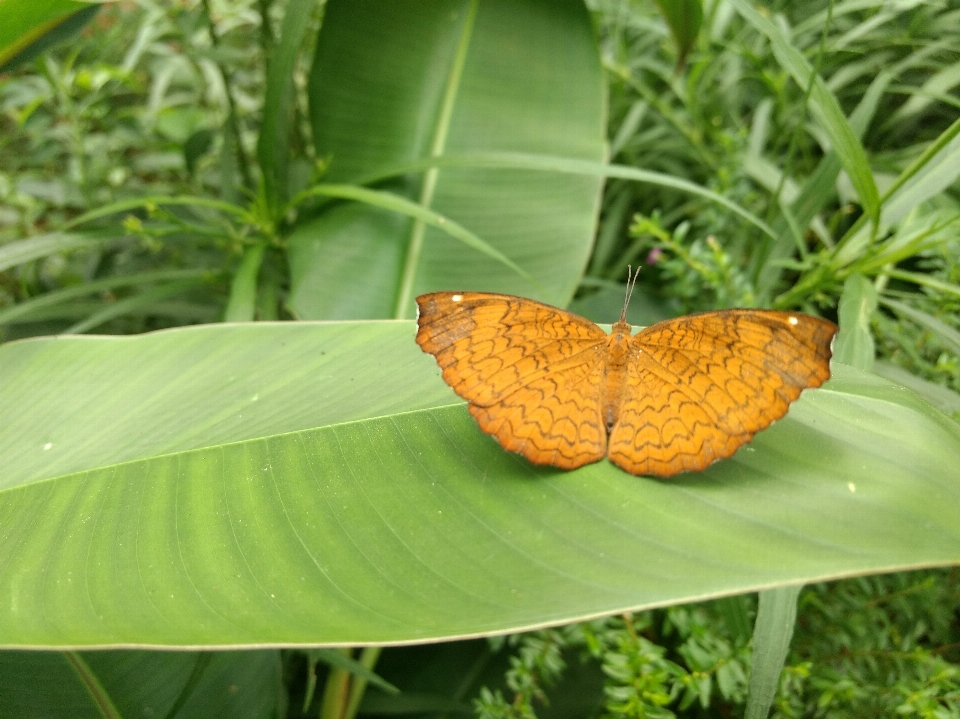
0,0,959,717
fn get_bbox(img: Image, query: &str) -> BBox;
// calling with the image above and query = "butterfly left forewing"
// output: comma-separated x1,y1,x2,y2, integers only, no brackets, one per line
416,292,609,469
608,309,837,477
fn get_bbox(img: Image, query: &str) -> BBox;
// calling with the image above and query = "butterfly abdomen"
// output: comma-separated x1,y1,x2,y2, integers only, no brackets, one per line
601,320,633,433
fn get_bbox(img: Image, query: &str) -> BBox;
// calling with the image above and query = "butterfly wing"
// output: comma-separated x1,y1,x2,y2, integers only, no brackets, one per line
416,292,609,469
607,309,837,477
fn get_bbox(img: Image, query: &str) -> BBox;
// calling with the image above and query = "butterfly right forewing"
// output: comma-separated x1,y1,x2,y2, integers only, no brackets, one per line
608,309,837,477
416,292,610,469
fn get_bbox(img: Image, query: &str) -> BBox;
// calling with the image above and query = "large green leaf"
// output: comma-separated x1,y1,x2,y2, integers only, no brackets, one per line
290,0,605,319
0,650,280,718
0,322,958,648
0,0,99,72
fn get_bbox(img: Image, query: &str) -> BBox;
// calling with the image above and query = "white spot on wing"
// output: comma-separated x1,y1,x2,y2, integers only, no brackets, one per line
788,316,799,326
451,294,463,302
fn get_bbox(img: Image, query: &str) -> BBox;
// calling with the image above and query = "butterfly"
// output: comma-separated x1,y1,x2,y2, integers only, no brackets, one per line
415,281,837,477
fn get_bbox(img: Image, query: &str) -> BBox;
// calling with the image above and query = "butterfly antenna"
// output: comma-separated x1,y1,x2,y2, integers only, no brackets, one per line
620,266,639,323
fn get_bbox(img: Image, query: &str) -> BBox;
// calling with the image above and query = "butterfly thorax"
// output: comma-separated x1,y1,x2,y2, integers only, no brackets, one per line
602,319,633,433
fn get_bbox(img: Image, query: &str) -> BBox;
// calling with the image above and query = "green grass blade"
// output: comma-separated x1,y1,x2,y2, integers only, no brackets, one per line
256,0,315,218
834,274,877,371
311,649,398,695
63,196,249,229
0,233,108,272
729,0,879,226
292,184,537,288
834,116,960,267
745,586,800,719
752,70,892,296
888,60,960,125
651,0,702,66
64,652,123,719
880,297,960,358
881,268,960,300
0,270,213,326
361,152,776,240
60,280,207,335
223,244,266,323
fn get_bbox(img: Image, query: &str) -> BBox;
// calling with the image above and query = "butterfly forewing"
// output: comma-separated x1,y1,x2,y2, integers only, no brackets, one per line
416,292,609,468
607,310,836,477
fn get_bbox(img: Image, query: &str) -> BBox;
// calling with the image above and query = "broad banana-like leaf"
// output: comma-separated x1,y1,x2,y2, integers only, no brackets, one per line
0,323,957,647
290,0,605,319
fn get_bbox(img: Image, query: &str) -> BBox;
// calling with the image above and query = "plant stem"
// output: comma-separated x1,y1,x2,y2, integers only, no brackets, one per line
319,649,353,719
344,647,383,719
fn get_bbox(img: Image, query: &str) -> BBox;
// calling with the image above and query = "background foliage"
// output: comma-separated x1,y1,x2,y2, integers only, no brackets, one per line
1,0,959,717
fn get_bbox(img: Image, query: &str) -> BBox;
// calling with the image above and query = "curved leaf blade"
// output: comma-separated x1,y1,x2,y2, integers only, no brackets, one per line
745,587,800,719
296,0,605,318
0,324,958,648
0,232,107,272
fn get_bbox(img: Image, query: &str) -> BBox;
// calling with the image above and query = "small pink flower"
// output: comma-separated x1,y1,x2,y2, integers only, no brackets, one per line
645,247,663,265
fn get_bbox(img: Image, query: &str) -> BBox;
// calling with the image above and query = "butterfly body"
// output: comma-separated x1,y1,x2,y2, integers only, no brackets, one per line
415,291,837,477
602,320,632,433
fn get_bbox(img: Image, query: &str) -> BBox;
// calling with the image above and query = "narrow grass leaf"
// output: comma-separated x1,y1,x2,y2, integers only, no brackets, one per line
311,649,398,695
858,209,960,272
728,0,879,225
651,0,702,67
834,274,877,371
63,196,249,229
0,233,106,272
882,268,960,300
834,116,960,267
223,244,266,323
363,152,776,240
889,61,960,124
880,297,960,358
256,0,315,217
871,116,960,228
0,270,212,326
752,71,891,296
61,280,206,335
745,586,801,719
293,184,537,287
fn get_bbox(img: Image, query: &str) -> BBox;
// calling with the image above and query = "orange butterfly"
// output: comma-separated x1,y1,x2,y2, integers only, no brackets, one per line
415,283,837,477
